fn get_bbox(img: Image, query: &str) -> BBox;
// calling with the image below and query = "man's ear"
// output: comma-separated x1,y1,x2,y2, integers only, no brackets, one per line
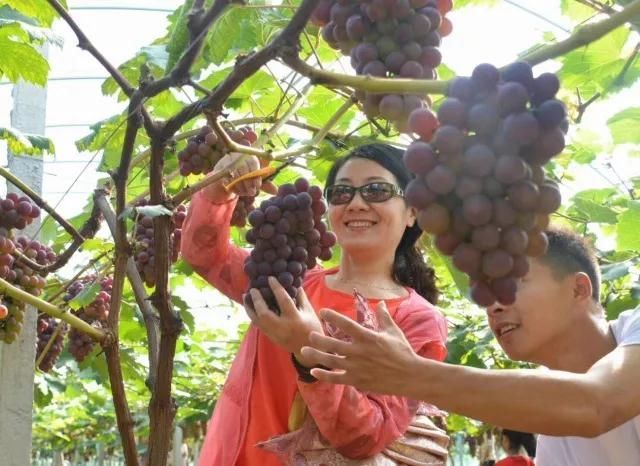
574,272,593,302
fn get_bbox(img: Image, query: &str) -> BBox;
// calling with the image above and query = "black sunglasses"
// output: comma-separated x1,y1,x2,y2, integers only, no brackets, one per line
325,182,404,205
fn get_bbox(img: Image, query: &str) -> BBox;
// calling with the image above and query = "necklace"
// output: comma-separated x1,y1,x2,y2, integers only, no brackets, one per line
329,275,404,292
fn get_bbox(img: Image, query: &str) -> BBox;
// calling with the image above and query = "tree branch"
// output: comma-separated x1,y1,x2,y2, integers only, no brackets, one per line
0,166,84,243
519,0,640,65
94,190,161,392
281,52,450,94
209,117,272,158
46,0,135,96
140,0,232,98
163,0,322,137
42,197,103,274
0,278,107,342
103,93,145,466
146,139,182,466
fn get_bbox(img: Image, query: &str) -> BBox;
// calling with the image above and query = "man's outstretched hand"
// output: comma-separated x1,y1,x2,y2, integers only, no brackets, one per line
300,301,419,396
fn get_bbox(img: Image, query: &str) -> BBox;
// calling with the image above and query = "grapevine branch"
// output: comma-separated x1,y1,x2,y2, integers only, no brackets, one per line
520,0,640,65
103,93,146,466
0,166,83,243
282,52,450,94
94,190,161,391
0,278,107,341
43,197,104,274
140,0,232,98
146,138,182,466
45,0,134,96
163,0,322,137
209,118,273,158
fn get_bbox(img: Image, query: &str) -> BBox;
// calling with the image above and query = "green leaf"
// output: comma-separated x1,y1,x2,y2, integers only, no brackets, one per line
559,0,594,21
559,27,635,98
617,201,640,251
204,6,258,65
607,107,640,144
68,282,100,311
571,198,618,224
0,28,49,85
601,261,630,281
0,126,55,155
134,205,173,218
164,0,193,73
1,0,58,27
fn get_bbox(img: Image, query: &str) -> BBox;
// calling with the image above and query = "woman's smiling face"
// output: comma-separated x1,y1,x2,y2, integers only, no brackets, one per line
327,158,416,257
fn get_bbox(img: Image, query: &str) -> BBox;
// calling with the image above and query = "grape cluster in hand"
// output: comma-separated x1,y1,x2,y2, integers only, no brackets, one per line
312,0,453,131
178,125,258,176
403,62,566,306
243,178,337,312
134,202,187,288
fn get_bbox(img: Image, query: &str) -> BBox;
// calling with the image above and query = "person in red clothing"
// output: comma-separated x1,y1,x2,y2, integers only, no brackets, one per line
181,143,449,466
495,429,536,466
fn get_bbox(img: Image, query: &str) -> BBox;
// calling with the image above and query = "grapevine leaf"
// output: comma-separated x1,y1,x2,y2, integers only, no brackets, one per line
617,201,640,251
0,26,49,85
134,205,174,218
68,283,101,311
0,126,55,156
607,107,640,144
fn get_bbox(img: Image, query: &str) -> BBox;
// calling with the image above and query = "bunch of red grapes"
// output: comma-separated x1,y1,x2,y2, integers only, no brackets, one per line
403,62,566,306
35,314,68,372
133,202,187,288
0,192,41,230
178,125,258,177
178,125,261,227
244,178,337,312
311,0,453,130
0,194,57,344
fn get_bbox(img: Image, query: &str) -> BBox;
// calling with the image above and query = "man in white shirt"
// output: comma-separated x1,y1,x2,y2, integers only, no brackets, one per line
299,228,640,466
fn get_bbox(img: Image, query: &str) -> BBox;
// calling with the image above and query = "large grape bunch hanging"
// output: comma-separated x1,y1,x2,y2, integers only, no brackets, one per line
133,202,187,288
403,62,566,306
312,0,453,130
244,178,337,312
61,275,113,363
178,124,260,227
0,194,57,344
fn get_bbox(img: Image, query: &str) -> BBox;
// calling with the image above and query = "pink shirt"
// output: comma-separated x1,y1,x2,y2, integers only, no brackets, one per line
181,192,449,466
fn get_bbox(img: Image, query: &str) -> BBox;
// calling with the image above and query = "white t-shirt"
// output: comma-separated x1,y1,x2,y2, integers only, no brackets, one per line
536,308,640,466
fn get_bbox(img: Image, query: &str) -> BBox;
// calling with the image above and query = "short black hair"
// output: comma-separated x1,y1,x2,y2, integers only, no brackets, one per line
540,228,600,301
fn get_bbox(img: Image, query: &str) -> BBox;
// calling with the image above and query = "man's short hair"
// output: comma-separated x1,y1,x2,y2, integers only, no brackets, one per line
540,228,601,301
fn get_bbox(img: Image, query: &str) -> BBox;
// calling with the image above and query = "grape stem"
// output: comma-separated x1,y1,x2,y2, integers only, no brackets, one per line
0,166,84,243
209,117,274,158
280,52,450,95
519,0,640,66
12,250,46,273
0,277,108,342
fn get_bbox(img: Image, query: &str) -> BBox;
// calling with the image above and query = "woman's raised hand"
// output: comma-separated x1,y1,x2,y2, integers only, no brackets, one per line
203,152,276,202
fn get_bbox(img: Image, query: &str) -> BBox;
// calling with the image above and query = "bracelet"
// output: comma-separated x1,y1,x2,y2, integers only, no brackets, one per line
291,353,319,384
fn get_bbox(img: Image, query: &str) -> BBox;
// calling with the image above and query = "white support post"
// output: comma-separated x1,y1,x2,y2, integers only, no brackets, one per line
0,45,48,466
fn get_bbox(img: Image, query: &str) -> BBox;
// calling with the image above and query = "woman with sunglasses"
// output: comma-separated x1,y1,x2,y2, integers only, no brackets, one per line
181,143,448,466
